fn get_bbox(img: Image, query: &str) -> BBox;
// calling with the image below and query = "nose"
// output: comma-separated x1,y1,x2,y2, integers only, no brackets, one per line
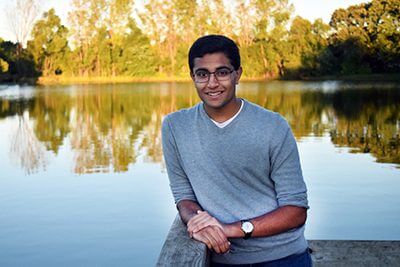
207,73,219,87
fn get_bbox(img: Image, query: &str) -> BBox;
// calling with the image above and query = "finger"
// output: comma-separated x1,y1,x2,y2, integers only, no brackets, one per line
193,232,212,250
192,218,214,233
212,227,230,254
201,232,214,250
212,226,231,253
187,212,209,229
204,228,222,254
188,229,193,239
189,216,214,233
194,219,222,233
206,226,229,254
188,212,210,227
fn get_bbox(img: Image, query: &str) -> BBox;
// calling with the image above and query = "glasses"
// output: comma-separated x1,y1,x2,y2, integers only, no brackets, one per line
193,68,235,83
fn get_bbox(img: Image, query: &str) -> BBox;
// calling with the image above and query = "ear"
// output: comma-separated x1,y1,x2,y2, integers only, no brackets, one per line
234,67,243,84
190,71,195,82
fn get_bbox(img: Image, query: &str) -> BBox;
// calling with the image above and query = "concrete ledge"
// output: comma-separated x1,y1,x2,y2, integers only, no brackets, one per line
309,240,400,266
157,215,209,267
157,215,400,266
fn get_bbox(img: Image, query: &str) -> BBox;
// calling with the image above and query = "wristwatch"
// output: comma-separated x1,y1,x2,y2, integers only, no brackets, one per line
240,220,254,239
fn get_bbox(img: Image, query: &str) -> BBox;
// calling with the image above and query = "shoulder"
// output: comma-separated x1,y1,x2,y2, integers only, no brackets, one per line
243,99,289,130
162,103,201,129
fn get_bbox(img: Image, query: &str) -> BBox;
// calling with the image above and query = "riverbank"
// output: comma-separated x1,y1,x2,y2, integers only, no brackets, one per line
1,73,399,86
293,73,400,82
37,73,400,85
36,75,191,85
35,75,277,85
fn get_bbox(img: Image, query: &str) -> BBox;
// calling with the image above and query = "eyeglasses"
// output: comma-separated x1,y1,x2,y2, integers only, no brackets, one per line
193,68,235,83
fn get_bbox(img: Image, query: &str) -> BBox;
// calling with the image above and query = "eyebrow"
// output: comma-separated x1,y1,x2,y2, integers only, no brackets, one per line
194,66,232,72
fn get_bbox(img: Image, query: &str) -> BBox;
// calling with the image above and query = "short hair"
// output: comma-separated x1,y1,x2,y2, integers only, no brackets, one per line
188,35,241,72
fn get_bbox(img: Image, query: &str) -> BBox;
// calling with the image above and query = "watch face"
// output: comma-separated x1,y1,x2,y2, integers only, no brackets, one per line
242,221,254,233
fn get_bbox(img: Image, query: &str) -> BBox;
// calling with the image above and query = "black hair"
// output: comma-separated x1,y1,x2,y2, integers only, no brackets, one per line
188,35,241,72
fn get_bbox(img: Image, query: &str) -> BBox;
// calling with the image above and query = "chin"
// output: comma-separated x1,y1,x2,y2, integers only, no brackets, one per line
204,101,226,110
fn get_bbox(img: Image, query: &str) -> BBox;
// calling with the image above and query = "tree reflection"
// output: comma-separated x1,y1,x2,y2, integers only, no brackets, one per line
10,112,47,174
1,82,399,174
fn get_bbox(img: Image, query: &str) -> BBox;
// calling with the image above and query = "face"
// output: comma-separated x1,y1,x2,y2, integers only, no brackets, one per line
192,52,242,113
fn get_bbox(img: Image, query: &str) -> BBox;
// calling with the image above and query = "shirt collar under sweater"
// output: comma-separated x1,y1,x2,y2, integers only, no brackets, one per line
202,99,245,129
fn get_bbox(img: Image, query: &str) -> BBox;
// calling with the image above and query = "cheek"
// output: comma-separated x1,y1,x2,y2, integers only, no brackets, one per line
195,83,206,92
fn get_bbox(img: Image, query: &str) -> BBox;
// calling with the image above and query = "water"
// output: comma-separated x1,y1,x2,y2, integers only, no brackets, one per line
0,81,399,266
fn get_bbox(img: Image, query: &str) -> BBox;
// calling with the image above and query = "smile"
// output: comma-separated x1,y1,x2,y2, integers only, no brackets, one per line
206,91,223,96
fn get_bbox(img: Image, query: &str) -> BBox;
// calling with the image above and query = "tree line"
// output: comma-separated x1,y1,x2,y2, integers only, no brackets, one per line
0,0,399,82
1,83,399,173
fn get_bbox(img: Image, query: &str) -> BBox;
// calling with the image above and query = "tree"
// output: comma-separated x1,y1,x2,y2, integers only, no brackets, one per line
117,19,157,77
68,0,136,77
249,0,293,77
6,0,42,49
102,0,134,76
285,17,329,77
0,39,10,74
139,0,189,75
329,0,400,73
27,9,70,76
68,0,103,76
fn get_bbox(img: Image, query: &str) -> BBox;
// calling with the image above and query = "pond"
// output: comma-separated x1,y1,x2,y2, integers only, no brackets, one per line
0,81,399,266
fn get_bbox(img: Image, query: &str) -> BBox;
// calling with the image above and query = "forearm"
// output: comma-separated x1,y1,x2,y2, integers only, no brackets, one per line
177,199,203,225
224,205,307,238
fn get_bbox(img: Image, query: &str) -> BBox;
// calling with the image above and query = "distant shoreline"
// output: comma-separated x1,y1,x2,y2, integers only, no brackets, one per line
1,73,399,85
289,73,400,82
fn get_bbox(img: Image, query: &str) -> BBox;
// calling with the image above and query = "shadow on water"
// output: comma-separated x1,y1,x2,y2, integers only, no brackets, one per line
0,82,399,174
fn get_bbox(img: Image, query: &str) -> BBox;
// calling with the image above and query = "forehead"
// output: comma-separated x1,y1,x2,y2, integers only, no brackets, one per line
193,52,232,71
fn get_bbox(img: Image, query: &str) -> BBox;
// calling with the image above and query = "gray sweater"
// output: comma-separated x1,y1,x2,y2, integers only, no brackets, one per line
161,99,309,264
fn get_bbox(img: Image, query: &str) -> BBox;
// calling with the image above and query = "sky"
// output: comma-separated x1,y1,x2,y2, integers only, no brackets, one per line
0,0,367,43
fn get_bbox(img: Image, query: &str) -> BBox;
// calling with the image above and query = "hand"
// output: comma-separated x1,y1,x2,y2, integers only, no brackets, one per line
187,210,225,238
192,225,230,254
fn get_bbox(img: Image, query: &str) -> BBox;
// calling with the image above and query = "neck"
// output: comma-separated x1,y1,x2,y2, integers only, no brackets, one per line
204,98,241,123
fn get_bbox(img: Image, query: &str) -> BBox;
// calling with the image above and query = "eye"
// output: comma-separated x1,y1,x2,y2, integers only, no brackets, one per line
216,68,231,77
195,70,209,78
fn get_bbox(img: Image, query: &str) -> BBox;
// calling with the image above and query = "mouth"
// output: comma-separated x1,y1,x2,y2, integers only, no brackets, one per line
205,91,224,97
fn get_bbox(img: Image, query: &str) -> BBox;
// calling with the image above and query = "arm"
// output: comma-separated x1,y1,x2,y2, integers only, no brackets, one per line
223,205,306,238
177,199,202,225
188,205,306,238
162,117,197,205
162,118,229,253
189,118,309,239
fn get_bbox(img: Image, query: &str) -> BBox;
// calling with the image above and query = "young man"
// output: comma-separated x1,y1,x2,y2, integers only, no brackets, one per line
162,35,311,266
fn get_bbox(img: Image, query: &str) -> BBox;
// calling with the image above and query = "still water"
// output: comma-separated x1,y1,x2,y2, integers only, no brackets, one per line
0,81,399,266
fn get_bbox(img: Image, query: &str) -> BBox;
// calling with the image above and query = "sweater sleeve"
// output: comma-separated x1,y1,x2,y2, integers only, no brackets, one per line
269,118,309,209
161,116,197,205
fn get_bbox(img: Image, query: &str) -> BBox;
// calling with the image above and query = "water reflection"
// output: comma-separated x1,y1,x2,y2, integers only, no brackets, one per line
0,81,399,174
10,112,48,174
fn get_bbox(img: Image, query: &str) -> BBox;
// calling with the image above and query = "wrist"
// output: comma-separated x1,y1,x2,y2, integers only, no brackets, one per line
223,221,244,238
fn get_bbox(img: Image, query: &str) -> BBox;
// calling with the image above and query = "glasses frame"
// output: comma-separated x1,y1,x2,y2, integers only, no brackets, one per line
192,68,236,83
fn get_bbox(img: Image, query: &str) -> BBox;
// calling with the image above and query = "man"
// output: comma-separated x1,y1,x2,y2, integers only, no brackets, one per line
162,35,311,266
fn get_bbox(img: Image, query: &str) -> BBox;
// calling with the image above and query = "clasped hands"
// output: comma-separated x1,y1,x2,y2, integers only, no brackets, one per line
187,210,231,254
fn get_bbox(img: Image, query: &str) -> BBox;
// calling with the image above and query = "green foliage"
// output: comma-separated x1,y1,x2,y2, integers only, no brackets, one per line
0,58,8,73
1,0,399,82
27,8,70,76
326,0,400,74
117,19,157,77
0,39,37,80
285,17,330,77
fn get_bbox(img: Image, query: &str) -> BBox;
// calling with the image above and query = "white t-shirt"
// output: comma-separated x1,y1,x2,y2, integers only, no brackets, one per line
210,99,244,128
